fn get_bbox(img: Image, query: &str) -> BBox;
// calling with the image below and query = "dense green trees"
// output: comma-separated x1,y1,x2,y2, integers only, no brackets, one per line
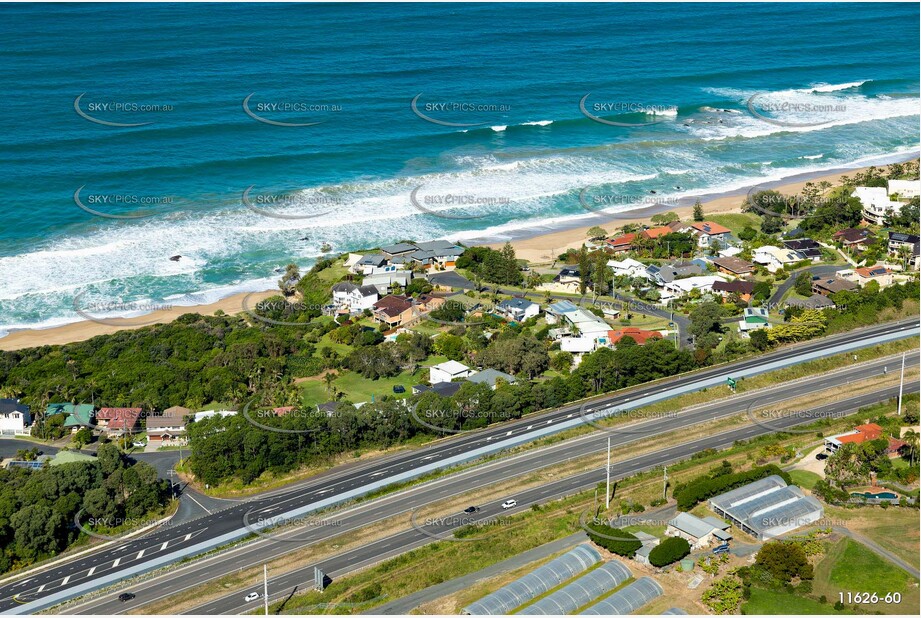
754,541,813,582
649,536,691,567
0,444,170,575
674,464,790,511
455,244,522,286
585,520,642,557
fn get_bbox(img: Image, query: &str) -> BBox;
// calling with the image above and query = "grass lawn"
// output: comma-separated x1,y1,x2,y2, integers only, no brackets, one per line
742,587,855,615
812,537,919,614
789,469,822,490
299,367,428,406
708,213,761,235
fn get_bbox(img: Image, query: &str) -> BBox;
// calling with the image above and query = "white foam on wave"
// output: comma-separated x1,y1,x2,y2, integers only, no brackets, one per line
490,125,507,132
800,154,824,160
807,80,868,93
522,120,553,126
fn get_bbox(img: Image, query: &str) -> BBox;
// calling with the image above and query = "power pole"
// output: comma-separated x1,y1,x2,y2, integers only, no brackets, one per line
605,437,611,510
263,564,269,616
898,352,906,416
663,466,668,501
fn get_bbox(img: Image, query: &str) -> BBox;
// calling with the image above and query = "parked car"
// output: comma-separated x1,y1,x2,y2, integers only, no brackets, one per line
815,452,828,460
463,506,480,513
393,385,406,394
132,441,146,448
712,543,730,555
501,499,517,509
244,592,260,602
118,593,136,602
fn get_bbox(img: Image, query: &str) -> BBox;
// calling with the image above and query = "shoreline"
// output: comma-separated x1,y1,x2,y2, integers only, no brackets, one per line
1,157,917,352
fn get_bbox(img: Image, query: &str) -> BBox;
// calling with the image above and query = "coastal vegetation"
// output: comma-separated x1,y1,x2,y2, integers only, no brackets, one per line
0,444,172,575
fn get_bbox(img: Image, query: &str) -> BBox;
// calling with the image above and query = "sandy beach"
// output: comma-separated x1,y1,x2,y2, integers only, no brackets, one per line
492,165,890,263
0,162,908,352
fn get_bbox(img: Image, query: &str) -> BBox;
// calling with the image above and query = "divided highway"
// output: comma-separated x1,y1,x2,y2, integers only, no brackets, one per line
2,317,917,614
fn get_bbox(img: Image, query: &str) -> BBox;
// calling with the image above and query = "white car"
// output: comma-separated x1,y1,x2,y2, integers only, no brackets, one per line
501,499,517,509
244,592,260,603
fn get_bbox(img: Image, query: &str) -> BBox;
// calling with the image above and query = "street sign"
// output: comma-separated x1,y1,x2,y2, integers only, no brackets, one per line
727,377,737,388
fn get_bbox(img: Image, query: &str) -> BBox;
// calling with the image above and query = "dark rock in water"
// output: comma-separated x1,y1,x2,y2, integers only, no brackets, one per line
675,186,682,190
273,267,283,273
649,190,657,194
169,255,181,262
299,236,310,241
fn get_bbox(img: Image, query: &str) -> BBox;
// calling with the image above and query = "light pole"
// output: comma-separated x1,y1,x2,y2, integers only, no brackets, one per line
898,352,906,416
263,564,269,616
605,437,611,510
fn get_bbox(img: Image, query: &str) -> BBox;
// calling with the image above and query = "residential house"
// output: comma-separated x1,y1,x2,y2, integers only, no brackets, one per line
95,407,143,436
415,240,465,269
666,512,732,549
429,360,475,384
605,233,637,253
888,232,921,270
146,406,190,446
351,253,388,275
545,299,580,326
415,293,445,313
837,266,895,289
887,179,921,199
739,307,770,332
689,221,732,248
663,275,726,298
783,238,822,262
46,403,95,433
465,368,516,389
641,226,673,241
0,399,31,436
331,282,379,313
444,292,482,315
852,180,919,225
647,261,705,286
373,295,417,328
607,257,649,279
607,328,662,346
718,246,745,258
812,276,858,296
711,256,755,278
560,336,596,354
427,270,477,291
363,270,413,295
786,294,836,310
825,422,906,456
833,228,875,251
712,279,755,302
752,245,802,273
380,242,418,260
553,266,582,292
496,297,540,322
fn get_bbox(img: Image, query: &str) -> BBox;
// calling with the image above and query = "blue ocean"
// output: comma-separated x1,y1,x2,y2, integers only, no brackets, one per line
0,2,918,335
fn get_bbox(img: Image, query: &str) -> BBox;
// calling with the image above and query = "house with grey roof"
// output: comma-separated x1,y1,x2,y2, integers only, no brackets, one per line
465,368,517,389
496,297,539,322
666,512,732,549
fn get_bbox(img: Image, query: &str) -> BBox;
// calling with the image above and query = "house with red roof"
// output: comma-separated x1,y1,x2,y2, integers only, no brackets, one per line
689,221,732,248
95,407,143,435
641,226,673,241
608,327,663,346
824,422,905,455
605,233,637,253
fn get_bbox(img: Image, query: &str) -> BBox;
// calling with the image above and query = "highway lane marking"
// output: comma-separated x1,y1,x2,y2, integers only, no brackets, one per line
184,533,192,541
37,585,44,593
112,558,121,567
87,567,96,576
137,550,145,560
160,541,169,551
61,576,70,585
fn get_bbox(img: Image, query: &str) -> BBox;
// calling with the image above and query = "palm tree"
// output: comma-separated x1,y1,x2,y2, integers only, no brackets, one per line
902,429,919,468
323,372,336,397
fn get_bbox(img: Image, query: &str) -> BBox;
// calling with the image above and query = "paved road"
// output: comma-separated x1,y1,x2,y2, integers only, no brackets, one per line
767,264,841,308
3,317,916,614
182,382,918,615
59,352,918,616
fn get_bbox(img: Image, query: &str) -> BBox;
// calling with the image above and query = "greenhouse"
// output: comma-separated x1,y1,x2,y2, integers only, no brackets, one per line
579,577,663,615
517,560,632,615
709,475,823,540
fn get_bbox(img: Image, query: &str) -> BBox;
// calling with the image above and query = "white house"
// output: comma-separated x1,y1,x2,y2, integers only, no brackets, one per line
0,399,31,436
331,282,379,312
362,270,413,295
663,275,727,297
753,245,802,273
496,297,540,322
851,184,913,226
194,410,238,422
607,257,649,279
689,221,733,248
429,360,474,384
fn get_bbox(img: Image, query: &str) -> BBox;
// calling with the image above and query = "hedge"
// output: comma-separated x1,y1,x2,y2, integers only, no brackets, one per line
674,464,791,511
649,536,691,567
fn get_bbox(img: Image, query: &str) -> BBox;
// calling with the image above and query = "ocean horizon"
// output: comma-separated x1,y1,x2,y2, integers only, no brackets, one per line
1,2,919,336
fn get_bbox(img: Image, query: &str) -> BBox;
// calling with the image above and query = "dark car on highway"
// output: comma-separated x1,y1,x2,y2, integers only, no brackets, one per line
464,506,480,513
119,593,136,602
